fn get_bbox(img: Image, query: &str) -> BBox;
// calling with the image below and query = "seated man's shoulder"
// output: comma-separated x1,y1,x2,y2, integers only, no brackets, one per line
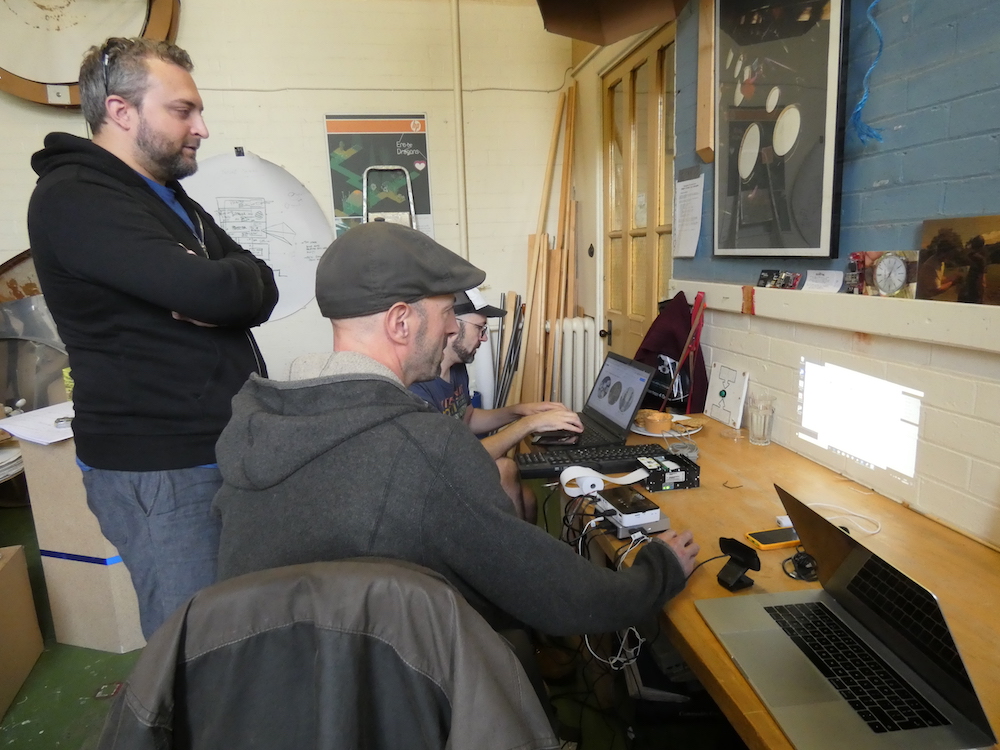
287,352,332,381
398,406,463,434
287,351,399,383
397,407,483,452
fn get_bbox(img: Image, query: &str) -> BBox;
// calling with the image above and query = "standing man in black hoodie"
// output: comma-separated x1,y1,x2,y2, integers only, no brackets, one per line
26,38,278,639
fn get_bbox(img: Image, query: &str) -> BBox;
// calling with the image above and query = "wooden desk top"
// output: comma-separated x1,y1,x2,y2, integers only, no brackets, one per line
618,419,1000,750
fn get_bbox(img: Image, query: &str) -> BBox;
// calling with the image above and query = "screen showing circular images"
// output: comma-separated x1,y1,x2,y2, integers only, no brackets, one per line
618,387,635,413
607,380,622,405
597,376,612,399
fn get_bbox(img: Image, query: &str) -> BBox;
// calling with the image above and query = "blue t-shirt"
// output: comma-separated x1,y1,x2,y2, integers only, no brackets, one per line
140,174,199,237
409,364,470,421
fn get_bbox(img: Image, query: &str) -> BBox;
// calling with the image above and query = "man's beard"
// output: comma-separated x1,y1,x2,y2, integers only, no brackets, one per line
451,331,478,365
409,316,446,384
136,115,198,182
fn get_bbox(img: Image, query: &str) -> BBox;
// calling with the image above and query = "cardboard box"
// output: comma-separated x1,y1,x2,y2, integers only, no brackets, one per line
0,545,43,719
20,439,144,653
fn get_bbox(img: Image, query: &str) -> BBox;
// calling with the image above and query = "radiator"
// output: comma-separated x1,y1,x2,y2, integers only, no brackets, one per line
552,317,600,411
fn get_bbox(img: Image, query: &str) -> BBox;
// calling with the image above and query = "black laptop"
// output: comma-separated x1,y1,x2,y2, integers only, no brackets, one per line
536,352,656,449
696,485,996,750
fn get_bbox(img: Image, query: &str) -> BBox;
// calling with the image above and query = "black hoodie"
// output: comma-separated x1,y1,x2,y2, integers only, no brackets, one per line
213,353,688,636
27,132,279,471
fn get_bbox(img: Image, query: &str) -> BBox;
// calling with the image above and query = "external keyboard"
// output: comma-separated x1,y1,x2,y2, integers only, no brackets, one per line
516,443,668,479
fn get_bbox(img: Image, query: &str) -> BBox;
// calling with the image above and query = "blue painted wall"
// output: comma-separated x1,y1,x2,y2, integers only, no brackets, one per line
672,0,1000,284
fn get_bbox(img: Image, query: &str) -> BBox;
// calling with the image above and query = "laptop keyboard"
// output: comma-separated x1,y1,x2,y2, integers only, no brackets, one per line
575,431,611,447
847,555,973,692
573,413,616,447
765,602,949,733
516,444,667,479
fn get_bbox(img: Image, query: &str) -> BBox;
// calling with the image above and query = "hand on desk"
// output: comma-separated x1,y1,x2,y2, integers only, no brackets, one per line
655,529,699,578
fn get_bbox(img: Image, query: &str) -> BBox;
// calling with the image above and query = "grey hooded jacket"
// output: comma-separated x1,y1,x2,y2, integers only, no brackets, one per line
213,352,688,636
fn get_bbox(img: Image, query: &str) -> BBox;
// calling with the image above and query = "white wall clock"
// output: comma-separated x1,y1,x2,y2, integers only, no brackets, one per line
867,251,919,298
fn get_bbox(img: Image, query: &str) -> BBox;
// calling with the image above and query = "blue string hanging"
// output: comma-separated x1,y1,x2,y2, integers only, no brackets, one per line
850,0,884,144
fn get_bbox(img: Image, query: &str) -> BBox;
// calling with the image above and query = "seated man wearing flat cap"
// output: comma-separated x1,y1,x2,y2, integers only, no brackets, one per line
212,221,699,698
410,287,583,522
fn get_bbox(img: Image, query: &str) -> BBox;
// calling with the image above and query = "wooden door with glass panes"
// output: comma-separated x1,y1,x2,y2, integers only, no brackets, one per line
603,26,676,357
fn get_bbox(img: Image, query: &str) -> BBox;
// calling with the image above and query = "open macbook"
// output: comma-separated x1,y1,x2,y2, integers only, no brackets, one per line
696,485,996,750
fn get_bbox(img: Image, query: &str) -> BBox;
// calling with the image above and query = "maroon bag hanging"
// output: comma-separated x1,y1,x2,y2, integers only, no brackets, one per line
633,291,708,414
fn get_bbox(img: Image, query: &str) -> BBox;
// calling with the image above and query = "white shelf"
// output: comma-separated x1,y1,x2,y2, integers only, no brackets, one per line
669,279,1000,355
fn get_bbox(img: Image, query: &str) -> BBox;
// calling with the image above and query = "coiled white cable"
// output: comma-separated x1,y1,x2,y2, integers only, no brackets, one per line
807,503,882,534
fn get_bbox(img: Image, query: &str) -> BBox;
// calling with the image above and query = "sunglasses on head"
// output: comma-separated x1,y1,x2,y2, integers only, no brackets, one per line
99,38,131,97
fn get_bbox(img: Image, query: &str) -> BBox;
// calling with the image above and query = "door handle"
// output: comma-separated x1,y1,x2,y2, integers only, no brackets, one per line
598,320,613,347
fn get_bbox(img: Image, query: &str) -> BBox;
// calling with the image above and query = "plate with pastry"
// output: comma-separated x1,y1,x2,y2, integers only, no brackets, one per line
630,411,704,438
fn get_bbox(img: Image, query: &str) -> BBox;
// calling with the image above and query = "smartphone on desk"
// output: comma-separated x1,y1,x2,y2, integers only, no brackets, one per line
746,526,800,550
530,430,580,446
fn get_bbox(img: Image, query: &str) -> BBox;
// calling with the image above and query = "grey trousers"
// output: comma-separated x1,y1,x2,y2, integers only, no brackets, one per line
82,465,223,639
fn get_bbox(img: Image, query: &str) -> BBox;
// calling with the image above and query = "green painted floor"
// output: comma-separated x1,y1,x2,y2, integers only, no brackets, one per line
0,644,140,749
0,505,139,750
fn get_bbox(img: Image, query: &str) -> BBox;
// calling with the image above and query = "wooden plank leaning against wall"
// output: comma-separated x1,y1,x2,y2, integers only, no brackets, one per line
508,84,579,405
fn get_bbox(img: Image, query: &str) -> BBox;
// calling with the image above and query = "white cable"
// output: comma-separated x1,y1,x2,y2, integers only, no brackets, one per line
577,516,602,556
807,503,882,534
584,627,645,670
666,438,700,461
650,425,700,461
615,532,649,570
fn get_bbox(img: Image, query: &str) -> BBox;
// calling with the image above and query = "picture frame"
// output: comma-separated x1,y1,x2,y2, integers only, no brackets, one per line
713,0,849,258
916,215,1000,305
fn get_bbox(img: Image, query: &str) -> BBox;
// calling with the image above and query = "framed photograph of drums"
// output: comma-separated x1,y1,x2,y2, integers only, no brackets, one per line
714,0,849,257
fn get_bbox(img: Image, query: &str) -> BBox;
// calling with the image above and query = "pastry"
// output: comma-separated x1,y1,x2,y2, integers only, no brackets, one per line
672,416,706,434
634,409,657,429
644,411,674,434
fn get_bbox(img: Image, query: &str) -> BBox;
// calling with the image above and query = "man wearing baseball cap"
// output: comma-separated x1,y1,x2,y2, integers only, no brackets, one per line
410,287,583,520
212,222,699,714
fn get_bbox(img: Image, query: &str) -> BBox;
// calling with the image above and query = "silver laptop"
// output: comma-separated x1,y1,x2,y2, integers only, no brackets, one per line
696,484,996,750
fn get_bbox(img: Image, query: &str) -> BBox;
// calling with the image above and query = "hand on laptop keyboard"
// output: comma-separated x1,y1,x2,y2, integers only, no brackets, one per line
518,405,583,435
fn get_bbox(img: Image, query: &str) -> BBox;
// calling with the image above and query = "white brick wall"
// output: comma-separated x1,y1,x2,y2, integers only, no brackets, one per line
700,309,1000,548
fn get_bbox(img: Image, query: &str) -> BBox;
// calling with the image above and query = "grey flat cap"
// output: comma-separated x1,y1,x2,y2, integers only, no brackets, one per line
316,222,486,319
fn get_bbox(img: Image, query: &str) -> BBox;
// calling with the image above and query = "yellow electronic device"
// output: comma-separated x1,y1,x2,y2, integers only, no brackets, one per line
746,526,800,551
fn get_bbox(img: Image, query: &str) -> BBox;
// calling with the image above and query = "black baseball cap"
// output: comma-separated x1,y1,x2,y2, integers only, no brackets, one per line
316,222,486,319
454,288,506,317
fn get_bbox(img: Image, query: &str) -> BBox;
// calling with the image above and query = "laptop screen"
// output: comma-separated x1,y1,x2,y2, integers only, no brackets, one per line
583,353,654,432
